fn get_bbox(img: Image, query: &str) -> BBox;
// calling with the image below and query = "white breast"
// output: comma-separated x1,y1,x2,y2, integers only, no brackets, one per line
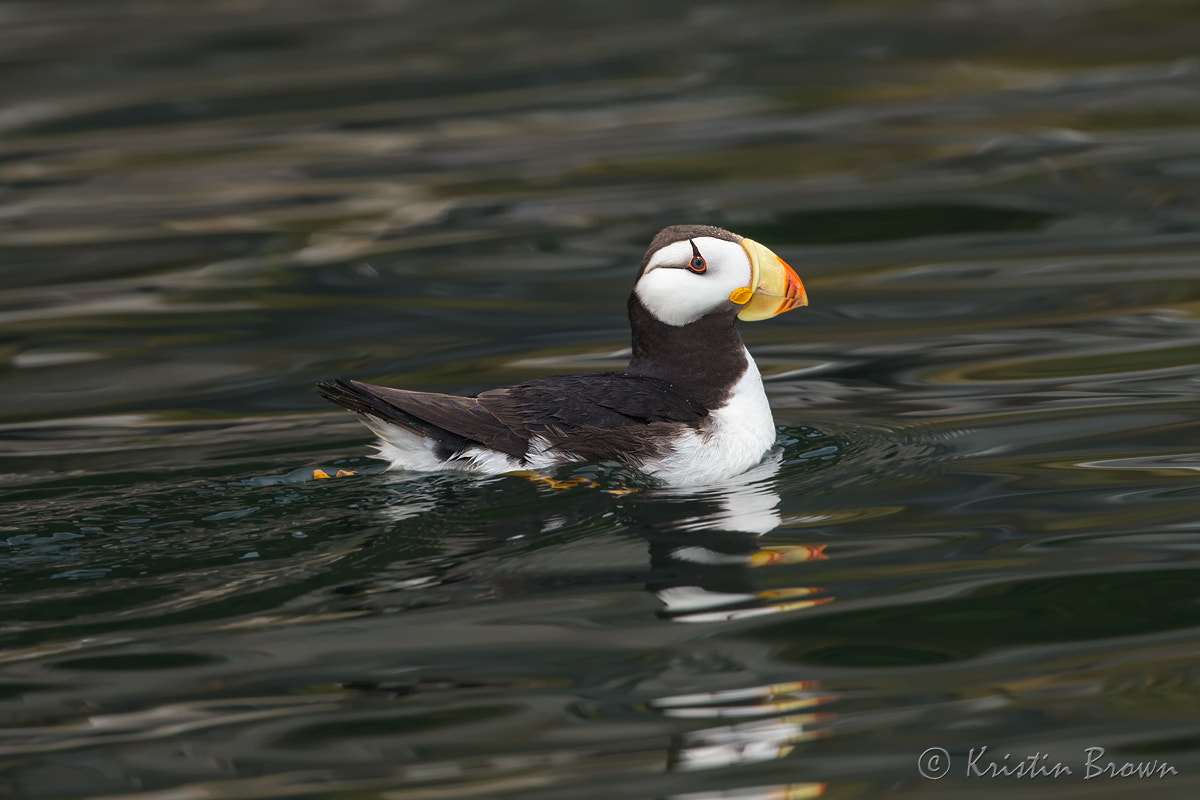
641,348,777,486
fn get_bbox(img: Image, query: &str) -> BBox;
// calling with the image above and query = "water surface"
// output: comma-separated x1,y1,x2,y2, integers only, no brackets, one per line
3,1,1200,797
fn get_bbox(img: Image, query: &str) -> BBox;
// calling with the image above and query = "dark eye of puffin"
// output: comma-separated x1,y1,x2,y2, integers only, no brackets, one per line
687,240,707,274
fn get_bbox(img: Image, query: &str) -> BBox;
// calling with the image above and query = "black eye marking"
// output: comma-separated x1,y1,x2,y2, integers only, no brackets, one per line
687,240,707,274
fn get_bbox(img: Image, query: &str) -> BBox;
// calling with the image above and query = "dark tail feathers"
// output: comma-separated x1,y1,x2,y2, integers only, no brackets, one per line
316,378,451,443
316,378,389,417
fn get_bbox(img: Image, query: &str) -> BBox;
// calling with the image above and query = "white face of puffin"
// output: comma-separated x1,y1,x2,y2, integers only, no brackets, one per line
634,234,808,327
634,237,755,327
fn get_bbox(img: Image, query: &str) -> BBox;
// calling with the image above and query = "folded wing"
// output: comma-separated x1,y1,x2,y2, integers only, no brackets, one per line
317,373,708,466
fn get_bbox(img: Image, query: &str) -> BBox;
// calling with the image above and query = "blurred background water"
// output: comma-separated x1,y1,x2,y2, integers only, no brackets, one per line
2,0,1200,797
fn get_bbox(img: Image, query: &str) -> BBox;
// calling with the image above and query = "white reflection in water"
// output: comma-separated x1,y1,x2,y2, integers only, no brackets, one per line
1078,453,1200,472
675,715,824,770
660,453,785,535
649,451,833,623
377,496,439,523
672,784,826,800
653,681,832,719
655,678,835,772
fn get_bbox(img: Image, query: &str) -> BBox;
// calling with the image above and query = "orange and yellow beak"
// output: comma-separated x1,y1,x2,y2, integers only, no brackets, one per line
732,238,808,321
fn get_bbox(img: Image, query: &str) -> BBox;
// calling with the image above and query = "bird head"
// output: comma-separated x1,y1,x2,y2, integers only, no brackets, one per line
633,225,807,327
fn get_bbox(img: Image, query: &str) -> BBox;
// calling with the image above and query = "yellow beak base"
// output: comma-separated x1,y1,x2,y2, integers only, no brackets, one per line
735,238,809,321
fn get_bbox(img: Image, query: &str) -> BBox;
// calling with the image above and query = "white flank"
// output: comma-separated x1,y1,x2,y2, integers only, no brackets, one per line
363,416,559,475
361,417,447,471
362,416,520,473
640,349,777,486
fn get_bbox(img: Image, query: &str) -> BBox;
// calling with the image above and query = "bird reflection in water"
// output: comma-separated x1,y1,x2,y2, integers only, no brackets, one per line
362,450,835,797
366,447,834,627
636,453,833,623
631,453,834,798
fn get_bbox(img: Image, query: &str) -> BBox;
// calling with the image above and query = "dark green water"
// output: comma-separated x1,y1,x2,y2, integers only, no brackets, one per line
3,1,1200,798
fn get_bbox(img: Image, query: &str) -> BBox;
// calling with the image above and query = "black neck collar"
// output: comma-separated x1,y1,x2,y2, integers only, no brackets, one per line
624,295,749,410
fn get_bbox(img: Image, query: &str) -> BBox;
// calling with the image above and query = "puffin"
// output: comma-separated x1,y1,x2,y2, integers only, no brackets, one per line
317,225,807,486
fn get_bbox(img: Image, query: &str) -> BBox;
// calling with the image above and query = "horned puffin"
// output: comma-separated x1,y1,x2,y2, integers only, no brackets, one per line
317,225,807,486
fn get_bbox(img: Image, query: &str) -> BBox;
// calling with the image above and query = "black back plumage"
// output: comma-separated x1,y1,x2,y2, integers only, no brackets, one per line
316,372,708,466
